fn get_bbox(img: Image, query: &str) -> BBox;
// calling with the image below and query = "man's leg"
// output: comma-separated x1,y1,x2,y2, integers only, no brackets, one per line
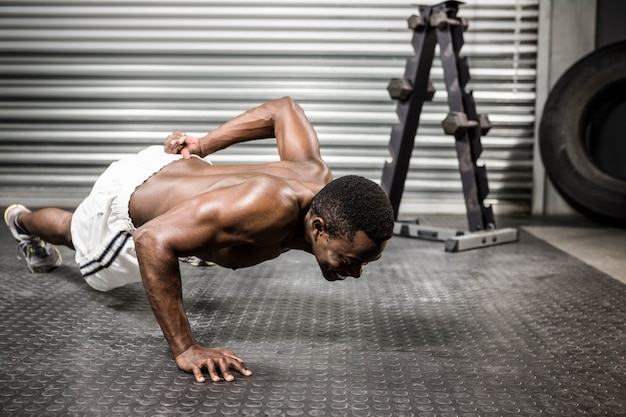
4,205,70,272
16,207,74,249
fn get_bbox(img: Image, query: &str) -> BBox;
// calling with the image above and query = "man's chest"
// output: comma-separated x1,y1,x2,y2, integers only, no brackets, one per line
197,243,287,270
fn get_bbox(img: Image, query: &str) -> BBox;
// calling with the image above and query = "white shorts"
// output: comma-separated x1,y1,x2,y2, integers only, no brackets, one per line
70,146,211,292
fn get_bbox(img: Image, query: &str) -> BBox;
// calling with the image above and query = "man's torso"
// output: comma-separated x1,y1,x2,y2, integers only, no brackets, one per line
128,157,327,268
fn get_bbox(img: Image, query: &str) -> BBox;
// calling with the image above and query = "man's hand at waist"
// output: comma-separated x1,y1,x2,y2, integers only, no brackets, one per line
164,131,203,159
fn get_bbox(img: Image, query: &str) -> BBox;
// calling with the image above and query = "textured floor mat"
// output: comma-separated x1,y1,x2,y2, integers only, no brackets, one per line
0,222,625,416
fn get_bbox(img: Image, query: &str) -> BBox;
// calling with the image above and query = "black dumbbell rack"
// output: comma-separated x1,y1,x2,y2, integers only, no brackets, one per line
381,1,518,252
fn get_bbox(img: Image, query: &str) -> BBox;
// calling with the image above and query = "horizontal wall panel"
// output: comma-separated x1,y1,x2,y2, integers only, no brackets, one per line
0,0,539,217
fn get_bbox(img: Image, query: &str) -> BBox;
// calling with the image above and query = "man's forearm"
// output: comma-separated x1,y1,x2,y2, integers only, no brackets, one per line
197,96,317,162
197,98,284,157
144,279,196,357
134,231,196,357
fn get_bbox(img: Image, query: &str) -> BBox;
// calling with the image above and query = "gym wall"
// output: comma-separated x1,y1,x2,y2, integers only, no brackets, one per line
0,0,538,217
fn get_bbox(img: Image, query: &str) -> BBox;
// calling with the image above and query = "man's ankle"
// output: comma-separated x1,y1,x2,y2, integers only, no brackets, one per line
14,214,29,235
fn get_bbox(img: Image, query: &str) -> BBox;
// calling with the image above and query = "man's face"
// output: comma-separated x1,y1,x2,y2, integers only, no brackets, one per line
313,229,387,282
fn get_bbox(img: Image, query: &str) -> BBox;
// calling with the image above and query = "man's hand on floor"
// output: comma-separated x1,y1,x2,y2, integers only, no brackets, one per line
175,344,252,382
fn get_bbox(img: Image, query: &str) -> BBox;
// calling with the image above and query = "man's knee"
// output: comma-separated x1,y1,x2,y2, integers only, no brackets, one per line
62,213,75,249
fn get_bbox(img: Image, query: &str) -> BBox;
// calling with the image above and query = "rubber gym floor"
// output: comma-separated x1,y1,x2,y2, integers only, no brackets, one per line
1,214,625,417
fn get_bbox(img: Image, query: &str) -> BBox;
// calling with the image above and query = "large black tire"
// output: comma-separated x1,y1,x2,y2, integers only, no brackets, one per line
539,42,626,227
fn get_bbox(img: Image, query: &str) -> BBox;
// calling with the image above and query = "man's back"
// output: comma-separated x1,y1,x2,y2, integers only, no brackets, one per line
129,155,326,269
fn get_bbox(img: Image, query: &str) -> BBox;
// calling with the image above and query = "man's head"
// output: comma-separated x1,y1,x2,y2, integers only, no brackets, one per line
307,175,395,281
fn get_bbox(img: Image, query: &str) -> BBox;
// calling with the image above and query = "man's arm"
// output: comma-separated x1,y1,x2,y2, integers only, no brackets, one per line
133,180,296,382
134,223,252,382
165,96,325,163
133,191,256,383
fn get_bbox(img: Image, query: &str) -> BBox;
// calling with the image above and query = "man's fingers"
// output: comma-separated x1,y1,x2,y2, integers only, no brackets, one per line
206,360,221,382
167,132,193,158
192,367,206,383
208,358,251,382
229,365,252,377
217,359,235,382
218,349,253,377
225,358,251,377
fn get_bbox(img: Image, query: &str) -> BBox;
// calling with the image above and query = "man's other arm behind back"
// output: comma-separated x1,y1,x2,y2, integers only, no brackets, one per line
165,97,332,184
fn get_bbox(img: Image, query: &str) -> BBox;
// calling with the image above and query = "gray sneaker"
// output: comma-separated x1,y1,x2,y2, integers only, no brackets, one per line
179,256,215,267
4,204,62,273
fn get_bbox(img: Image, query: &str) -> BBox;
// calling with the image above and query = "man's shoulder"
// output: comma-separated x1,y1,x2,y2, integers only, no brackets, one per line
245,175,312,209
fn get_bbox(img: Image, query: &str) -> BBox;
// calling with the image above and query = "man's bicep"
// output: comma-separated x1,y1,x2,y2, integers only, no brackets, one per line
273,97,324,162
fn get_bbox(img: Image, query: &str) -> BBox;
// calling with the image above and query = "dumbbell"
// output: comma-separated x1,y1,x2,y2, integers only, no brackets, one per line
387,78,436,102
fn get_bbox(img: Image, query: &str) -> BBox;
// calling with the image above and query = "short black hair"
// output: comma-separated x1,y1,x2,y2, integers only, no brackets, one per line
309,175,395,242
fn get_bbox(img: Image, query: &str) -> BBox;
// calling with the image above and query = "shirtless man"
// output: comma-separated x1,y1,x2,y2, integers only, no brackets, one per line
4,97,395,383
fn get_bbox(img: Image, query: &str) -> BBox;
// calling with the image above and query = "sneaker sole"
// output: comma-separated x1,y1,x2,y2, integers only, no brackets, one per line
4,203,26,227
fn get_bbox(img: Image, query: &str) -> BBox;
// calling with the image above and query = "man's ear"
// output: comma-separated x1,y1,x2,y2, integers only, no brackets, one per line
311,217,325,240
